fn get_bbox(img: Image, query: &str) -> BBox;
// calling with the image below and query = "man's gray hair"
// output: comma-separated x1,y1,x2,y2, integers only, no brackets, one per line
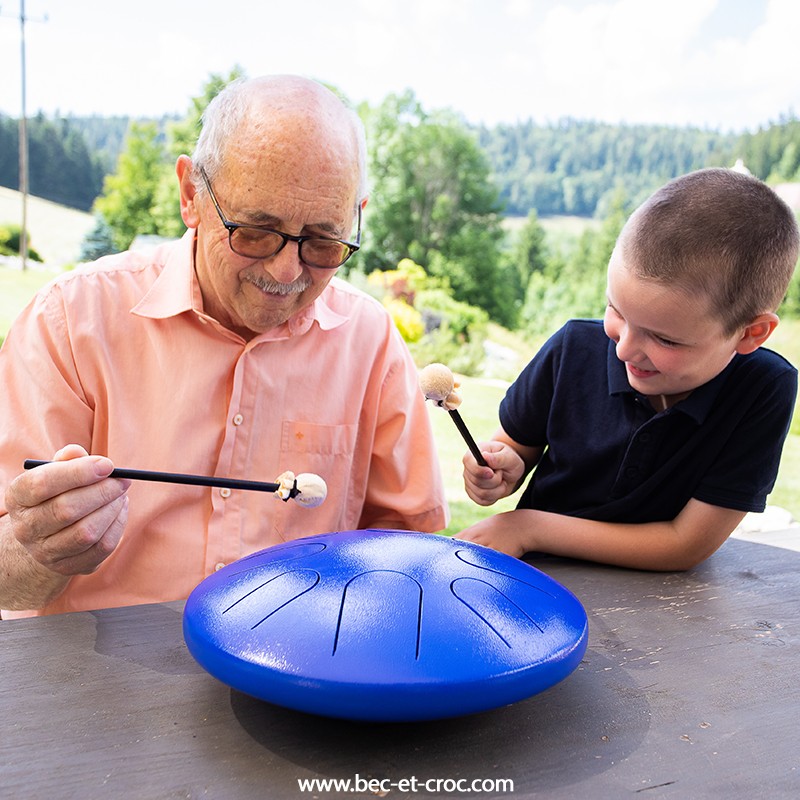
190,76,368,207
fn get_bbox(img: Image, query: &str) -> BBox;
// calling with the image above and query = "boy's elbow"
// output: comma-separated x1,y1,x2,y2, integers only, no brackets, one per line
659,538,728,572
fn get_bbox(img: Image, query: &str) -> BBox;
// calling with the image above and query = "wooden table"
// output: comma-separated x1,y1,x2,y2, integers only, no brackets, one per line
2,535,799,799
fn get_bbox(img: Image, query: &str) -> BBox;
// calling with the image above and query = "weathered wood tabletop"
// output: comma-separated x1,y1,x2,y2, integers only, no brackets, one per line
1,535,798,799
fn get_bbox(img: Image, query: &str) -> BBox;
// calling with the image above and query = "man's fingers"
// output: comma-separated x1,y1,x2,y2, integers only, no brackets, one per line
10,455,120,511
36,494,129,575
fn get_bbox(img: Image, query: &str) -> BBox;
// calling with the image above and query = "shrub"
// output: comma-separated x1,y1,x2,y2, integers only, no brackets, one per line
363,259,490,375
411,288,489,376
383,297,425,342
0,224,43,262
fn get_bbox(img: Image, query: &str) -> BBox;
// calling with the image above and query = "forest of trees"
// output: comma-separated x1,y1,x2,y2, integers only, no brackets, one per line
478,121,736,217
0,113,107,210
4,105,799,220
2,73,799,365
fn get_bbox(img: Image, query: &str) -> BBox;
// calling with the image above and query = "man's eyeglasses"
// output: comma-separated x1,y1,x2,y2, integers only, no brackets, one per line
198,167,361,269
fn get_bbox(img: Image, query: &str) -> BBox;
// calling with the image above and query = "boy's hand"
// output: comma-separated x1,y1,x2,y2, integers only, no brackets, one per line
462,441,526,506
456,511,534,558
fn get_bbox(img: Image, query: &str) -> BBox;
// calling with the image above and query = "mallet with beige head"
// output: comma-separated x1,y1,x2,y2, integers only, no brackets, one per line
418,363,488,467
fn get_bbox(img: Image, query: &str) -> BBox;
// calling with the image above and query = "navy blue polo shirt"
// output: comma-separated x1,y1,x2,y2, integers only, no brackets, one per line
500,320,797,523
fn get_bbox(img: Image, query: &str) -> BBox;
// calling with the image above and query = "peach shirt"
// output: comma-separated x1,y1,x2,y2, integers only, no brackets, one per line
0,231,448,617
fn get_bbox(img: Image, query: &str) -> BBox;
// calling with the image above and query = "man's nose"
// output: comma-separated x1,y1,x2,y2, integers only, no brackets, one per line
263,241,304,283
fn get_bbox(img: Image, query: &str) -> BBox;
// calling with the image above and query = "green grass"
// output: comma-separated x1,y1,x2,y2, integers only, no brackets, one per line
766,319,800,517
426,377,521,536
2,264,799,524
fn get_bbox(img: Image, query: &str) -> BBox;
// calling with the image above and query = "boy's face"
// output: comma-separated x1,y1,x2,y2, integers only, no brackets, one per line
603,252,744,402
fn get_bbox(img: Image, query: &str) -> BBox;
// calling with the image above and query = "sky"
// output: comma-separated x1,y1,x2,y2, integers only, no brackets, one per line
0,0,797,132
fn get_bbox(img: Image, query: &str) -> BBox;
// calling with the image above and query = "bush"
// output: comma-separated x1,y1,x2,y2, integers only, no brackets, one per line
410,288,489,376
362,259,490,375
383,297,425,342
79,214,118,262
779,256,800,319
0,224,43,262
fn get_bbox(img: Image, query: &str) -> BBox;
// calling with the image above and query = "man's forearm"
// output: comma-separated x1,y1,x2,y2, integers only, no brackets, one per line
0,515,70,611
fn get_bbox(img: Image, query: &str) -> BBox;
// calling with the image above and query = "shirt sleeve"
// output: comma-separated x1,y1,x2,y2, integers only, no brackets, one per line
693,364,797,513
499,326,562,447
0,283,95,515
356,330,449,532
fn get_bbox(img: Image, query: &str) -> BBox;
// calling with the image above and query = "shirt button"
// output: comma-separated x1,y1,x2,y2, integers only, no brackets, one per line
220,487,232,499
214,562,226,571
624,466,639,478
233,413,244,426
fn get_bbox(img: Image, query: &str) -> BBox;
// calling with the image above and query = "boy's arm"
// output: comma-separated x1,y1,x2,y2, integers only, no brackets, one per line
463,427,543,506
457,498,747,572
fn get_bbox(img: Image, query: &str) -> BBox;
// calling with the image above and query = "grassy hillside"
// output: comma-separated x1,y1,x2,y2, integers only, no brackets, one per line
0,186,94,266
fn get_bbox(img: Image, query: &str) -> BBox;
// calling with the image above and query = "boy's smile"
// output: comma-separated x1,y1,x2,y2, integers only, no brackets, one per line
603,251,747,405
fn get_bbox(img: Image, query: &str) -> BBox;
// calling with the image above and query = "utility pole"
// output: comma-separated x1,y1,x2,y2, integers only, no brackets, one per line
19,0,29,270
2,1,48,270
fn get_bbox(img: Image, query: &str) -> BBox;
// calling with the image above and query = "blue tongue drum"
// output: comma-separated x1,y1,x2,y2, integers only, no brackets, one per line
183,529,588,722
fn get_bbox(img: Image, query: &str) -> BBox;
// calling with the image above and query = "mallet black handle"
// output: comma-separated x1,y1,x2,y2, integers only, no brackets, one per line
24,459,283,494
447,410,488,467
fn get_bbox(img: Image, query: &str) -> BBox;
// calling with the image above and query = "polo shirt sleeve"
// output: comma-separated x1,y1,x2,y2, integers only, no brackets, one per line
499,326,563,447
693,361,797,513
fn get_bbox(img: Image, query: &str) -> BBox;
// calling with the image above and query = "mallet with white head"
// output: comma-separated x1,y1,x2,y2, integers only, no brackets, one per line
24,460,328,508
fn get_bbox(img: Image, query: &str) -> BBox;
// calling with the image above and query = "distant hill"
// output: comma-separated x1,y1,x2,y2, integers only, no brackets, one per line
0,186,94,266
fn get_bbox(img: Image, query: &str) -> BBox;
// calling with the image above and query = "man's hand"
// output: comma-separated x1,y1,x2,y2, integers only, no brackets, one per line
4,444,130,578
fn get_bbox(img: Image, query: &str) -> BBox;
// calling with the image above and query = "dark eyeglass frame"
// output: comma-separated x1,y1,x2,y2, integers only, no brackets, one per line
198,166,361,269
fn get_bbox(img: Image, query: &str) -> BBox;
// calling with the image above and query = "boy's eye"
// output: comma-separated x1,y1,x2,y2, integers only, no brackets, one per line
654,334,680,347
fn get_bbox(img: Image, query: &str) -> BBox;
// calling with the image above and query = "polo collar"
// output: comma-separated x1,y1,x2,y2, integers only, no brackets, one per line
606,337,734,424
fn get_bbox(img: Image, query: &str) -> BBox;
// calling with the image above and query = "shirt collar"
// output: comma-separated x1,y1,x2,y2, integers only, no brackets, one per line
130,229,197,320
130,229,349,337
606,337,733,424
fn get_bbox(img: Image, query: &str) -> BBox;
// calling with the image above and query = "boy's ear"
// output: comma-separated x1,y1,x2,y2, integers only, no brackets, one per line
734,313,779,355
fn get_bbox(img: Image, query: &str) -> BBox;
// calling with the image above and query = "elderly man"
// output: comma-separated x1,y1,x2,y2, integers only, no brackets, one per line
0,75,448,618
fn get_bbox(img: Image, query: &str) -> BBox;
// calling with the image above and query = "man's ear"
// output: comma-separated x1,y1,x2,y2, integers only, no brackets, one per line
735,313,779,355
176,155,200,228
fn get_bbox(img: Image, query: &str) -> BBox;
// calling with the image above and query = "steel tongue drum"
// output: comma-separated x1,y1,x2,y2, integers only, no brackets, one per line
183,529,588,722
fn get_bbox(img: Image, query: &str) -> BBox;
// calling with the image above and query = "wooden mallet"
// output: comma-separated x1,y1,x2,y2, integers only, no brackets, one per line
419,363,488,467
24,460,328,509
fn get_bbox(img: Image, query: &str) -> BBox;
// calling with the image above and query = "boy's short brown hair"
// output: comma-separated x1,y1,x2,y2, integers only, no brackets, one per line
619,168,800,335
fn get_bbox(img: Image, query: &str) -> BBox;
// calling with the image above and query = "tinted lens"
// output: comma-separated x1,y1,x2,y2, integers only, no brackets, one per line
230,228,284,258
301,239,352,269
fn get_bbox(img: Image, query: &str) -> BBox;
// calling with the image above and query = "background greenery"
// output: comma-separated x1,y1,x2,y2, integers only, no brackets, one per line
1,68,799,526
1,266,798,528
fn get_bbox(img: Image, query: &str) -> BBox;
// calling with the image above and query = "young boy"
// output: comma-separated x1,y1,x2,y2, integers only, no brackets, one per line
460,168,799,571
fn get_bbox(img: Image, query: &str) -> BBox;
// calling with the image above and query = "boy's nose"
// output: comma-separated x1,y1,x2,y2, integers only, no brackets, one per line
614,326,644,363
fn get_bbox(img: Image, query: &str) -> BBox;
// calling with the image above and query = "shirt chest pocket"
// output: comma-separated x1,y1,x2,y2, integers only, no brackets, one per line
281,421,358,456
